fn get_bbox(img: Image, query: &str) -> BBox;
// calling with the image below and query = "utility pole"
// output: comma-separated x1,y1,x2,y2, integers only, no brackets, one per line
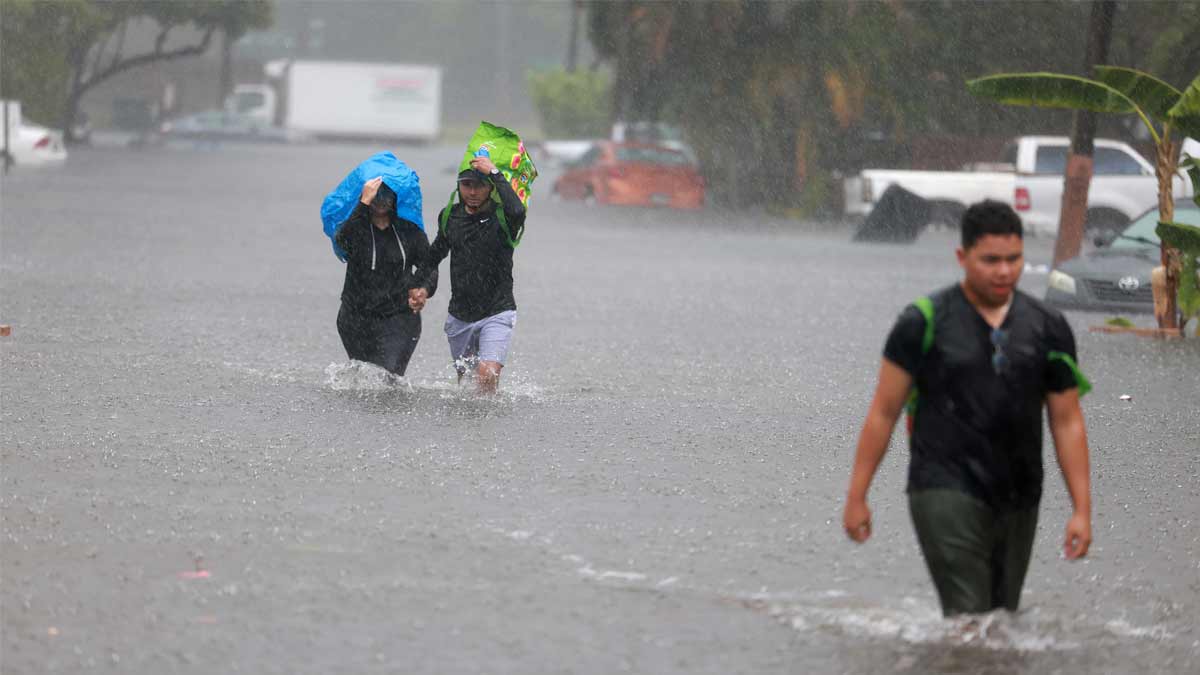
495,1,513,120
2,101,11,174
611,1,634,126
218,27,233,109
1052,0,1115,267
566,0,581,73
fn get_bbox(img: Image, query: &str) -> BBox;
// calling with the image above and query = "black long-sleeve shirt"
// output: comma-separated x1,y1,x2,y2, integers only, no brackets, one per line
419,172,527,323
335,203,438,317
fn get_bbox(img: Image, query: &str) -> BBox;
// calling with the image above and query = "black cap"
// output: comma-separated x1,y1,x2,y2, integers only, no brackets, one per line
457,168,489,184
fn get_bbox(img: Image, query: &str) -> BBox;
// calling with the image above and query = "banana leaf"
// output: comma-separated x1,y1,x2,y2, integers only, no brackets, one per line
966,73,1138,114
1157,219,1200,253
1182,155,1200,208
1092,66,1181,121
1156,220,1200,319
1167,74,1200,144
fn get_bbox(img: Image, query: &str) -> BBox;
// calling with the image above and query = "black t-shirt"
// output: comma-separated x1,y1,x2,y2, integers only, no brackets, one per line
883,284,1080,510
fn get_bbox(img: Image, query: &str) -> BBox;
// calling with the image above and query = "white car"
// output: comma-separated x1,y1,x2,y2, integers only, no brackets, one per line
1184,137,1199,161
4,120,68,166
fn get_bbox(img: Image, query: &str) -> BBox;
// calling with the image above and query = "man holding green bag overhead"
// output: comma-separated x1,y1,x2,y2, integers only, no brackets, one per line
411,122,534,393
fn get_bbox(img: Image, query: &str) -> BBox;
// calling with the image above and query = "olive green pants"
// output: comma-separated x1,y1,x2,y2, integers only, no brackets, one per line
908,489,1039,616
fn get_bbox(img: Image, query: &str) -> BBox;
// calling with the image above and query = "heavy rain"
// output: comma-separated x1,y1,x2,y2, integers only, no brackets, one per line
2,2,1199,673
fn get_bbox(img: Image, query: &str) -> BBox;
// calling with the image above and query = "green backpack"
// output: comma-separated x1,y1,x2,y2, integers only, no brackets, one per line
903,295,1092,436
439,121,538,248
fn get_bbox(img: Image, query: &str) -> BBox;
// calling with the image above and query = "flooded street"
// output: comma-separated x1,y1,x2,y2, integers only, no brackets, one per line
2,143,1198,674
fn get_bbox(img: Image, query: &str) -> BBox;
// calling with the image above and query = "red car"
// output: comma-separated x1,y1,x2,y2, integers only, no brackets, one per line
552,142,705,209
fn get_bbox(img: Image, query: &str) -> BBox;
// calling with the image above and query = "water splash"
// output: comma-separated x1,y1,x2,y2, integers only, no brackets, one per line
760,593,1178,653
324,361,412,392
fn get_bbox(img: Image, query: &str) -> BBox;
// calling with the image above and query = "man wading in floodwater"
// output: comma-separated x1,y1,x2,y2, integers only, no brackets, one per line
410,153,526,394
842,200,1093,616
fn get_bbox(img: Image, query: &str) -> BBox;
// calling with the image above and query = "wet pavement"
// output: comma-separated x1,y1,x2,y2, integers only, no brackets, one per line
2,142,1198,674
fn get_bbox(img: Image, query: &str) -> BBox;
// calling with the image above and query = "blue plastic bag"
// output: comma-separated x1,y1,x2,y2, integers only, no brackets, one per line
321,152,423,261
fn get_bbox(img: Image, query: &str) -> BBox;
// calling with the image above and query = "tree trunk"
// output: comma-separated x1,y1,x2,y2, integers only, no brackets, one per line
1054,154,1092,266
61,46,88,145
1156,139,1180,329
218,28,233,109
1053,0,1114,267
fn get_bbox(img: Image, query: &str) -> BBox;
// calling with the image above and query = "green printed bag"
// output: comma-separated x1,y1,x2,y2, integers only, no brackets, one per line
441,121,538,247
456,121,538,207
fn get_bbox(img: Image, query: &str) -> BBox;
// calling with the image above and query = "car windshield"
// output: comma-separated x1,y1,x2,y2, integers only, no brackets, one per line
1111,202,1200,249
615,146,689,166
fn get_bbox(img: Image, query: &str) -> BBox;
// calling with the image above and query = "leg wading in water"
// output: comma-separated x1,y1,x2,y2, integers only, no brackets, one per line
337,307,421,376
444,310,515,394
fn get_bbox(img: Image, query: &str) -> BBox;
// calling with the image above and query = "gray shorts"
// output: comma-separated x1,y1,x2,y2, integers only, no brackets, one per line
444,310,516,370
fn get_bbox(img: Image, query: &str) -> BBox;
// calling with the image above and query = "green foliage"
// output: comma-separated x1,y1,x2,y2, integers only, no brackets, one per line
966,73,1139,115
1093,66,1181,120
1105,316,1136,327
1157,220,1200,252
1167,74,1200,142
1181,155,1200,207
0,0,80,124
1156,220,1200,320
526,68,611,138
0,1,272,129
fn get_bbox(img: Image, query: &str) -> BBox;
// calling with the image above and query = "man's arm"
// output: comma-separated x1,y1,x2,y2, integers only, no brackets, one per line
489,171,527,222
843,358,913,543
409,218,449,309
407,229,439,311
1046,389,1092,559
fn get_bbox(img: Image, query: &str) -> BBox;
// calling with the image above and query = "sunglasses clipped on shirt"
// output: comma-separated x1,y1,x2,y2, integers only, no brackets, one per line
990,328,1009,374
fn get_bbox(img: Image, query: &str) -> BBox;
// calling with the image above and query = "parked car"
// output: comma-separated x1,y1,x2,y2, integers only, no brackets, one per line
159,110,301,143
5,120,68,166
552,141,705,209
843,135,1194,237
1045,198,1200,313
2,104,67,166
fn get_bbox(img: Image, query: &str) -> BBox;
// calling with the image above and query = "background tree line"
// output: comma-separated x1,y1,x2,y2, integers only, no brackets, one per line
0,0,272,142
585,0,1200,211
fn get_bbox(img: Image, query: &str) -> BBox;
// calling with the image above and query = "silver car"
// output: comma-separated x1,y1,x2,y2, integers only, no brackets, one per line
1045,198,1200,313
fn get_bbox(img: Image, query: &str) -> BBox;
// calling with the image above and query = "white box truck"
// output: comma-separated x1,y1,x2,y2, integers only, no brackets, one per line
227,60,442,142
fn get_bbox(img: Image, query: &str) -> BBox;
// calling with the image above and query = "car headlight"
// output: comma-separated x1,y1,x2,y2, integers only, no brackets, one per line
1048,270,1077,295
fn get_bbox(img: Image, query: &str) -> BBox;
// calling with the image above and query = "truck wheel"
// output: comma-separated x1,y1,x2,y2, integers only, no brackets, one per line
929,202,965,231
1085,208,1128,242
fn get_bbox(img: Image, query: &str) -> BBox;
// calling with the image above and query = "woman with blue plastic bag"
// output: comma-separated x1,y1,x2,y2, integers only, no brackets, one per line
334,176,437,376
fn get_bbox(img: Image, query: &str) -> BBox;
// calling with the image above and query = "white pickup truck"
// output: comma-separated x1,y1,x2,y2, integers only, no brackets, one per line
843,135,1194,236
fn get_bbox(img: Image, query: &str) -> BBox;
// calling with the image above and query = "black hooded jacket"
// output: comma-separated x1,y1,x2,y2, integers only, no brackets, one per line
418,172,526,323
335,203,437,317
